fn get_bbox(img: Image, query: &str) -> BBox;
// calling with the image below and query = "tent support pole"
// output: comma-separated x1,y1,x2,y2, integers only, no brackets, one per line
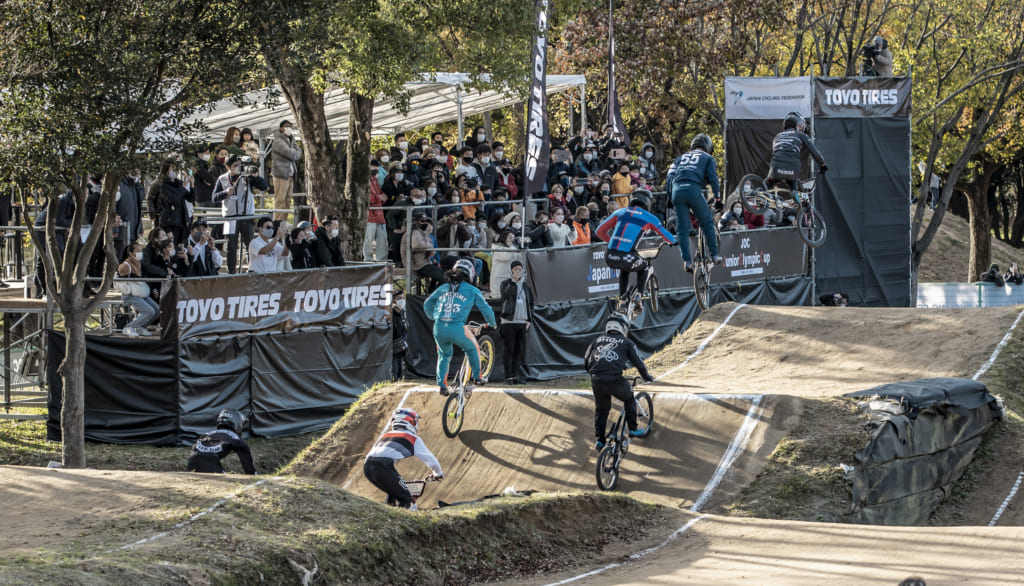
580,83,587,132
456,87,464,149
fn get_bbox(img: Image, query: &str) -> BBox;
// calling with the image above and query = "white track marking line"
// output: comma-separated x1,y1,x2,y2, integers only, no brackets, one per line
111,478,270,552
406,386,761,401
656,303,746,381
989,471,1024,527
691,396,764,512
972,306,1024,380
542,514,708,585
974,307,1024,525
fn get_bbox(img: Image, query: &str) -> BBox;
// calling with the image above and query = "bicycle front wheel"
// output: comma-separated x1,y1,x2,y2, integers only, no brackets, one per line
596,445,620,491
738,174,769,215
797,206,827,248
647,273,660,313
442,393,464,438
477,334,495,380
635,392,654,437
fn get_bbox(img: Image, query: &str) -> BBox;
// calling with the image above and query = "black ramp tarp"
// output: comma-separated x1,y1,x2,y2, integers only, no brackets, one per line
250,325,391,437
178,336,252,441
814,116,911,306
47,331,179,445
724,119,812,190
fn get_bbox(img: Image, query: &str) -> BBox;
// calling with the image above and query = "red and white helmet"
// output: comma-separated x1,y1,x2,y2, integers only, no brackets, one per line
453,258,476,282
391,408,420,433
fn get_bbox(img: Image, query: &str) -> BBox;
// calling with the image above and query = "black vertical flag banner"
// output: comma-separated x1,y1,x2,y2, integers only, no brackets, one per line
524,0,551,202
607,0,630,146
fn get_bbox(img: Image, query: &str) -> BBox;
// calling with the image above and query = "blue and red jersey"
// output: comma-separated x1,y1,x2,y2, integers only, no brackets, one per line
596,207,677,252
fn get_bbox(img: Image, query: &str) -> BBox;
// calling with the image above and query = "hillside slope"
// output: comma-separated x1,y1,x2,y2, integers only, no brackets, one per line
918,209,1024,282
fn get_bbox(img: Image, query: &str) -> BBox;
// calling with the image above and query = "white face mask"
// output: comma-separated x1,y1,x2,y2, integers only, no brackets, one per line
733,206,743,214
398,141,408,150
380,155,390,164
583,153,593,162
451,196,460,203
413,198,425,205
494,150,503,160
497,221,507,229
512,222,522,230
232,135,240,143
283,127,293,137
427,187,437,197
574,186,584,194
477,134,486,142
329,228,339,238
168,170,177,181
395,173,404,181
645,150,654,158
262,228,274,239
199,153,210,162
481,156,491,165
134,252,143,260
395,299,406,311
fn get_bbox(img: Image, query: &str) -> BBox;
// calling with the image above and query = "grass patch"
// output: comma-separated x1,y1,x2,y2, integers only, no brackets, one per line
0,478,679,585
722,398,872,522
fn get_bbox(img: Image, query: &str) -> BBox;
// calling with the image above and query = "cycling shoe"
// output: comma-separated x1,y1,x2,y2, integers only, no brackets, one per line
713,255,724,265
595,440,605,451
628,429,645,438
439,385,449,396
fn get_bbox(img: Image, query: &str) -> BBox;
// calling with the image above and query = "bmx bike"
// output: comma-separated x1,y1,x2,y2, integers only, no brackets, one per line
402,474,441,511
619,234,674,320
737,172,827,248
442,322,495,438
595,378,655,491
691,223,718,310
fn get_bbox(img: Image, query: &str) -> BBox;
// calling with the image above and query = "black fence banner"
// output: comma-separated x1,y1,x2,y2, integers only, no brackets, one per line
525,228,808,304
523,0,551,200
814,76,911,118
160,265,393,340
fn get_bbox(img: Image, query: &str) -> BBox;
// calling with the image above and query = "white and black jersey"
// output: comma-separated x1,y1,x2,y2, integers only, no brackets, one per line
584,332,652,382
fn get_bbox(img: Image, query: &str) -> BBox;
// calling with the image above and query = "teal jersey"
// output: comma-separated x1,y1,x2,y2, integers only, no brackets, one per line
423,281,496,327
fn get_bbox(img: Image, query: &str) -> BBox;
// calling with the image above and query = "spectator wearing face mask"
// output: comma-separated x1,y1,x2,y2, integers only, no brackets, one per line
567,179,588,212
489,229,521,298
567,126,596,161
312,216,345,267
248,217,290,273
381,163,411,206
213,155,269,274
548,184,570,218
453,173,483,220
570,206,594,245
116,241,158,338
374,149,391,182
575,145,601,178
390,132,409,163
220,126,245,157
496,159,518,200
454,146,479,182
639,142,660,185
192,145,217,207
611,162,633,209
402,213,445,293
498,260,534,384
527,211,554,249
288,221,316,269
546,151,573,192
391,292,409,381
719,201,747,232
546,208,575,248
116,170,145,253
155,159,195,245
271,120,302,221
472,145,498,193
364,164,389,262
485,187,511,220
186,220,223,277
465,125,488,152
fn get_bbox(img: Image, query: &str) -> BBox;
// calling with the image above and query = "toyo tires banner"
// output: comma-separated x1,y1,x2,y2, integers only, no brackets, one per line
525,228,807,305
159,265,393,340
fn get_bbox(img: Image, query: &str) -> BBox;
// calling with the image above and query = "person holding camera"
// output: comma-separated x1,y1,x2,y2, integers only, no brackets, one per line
861,35,893,76
248,216,290,273
213,155,269,274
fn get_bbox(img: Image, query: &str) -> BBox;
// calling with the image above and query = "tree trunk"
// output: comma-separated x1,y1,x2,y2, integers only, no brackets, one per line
60,310,87,467
508,102,526,164
264,51,341,225
341,92,374,261
1012,172,1024,247
965,182,995,282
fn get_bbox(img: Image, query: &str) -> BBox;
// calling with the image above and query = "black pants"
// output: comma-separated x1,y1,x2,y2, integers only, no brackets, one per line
606,249,650,298
592,378,637,442
226,219,255,274
363,457,412,508
499,322,527,380
416,264,446,293
388,231,404,265
187,453,226,474
392,353,405,381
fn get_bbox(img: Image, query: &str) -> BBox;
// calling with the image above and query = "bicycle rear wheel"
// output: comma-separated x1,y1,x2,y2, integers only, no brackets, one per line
693,228,712,310
442,393,464,438
596,445,620,491
738,174,769,215
634,392,654,437
797,206,827,248
477,334,495,379
646,273,660,313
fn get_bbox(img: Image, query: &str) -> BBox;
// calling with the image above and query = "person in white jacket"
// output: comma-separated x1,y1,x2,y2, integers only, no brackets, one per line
213,156,269,274
546,207,576,248
489,229,522,298
363,408,443,508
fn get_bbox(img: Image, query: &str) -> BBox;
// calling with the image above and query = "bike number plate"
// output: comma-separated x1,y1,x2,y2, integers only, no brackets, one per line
406,480,425,497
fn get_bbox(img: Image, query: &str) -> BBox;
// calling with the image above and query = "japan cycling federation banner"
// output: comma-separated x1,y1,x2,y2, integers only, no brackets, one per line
725,77,813,120
159,265,393,340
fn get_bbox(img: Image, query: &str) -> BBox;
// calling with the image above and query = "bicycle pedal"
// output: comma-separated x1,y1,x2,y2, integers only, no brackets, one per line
464,387,473,400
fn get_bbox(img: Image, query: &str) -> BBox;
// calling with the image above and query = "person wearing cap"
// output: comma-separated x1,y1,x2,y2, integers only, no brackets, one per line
186,219,222,276
364,158,389,262
401,213,445,293
288,220,316,269
498,259,534,384
271,119,302,221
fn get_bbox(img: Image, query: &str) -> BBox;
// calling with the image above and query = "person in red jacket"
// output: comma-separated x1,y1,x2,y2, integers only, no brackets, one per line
364,160,389,261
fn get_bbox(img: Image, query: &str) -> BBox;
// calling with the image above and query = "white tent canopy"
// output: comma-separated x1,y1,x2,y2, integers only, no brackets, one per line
187,73,586,142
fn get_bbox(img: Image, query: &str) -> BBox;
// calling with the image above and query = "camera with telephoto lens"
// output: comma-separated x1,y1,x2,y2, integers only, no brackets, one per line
860,43,879,76
240,155,259,176
466,177,478,189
